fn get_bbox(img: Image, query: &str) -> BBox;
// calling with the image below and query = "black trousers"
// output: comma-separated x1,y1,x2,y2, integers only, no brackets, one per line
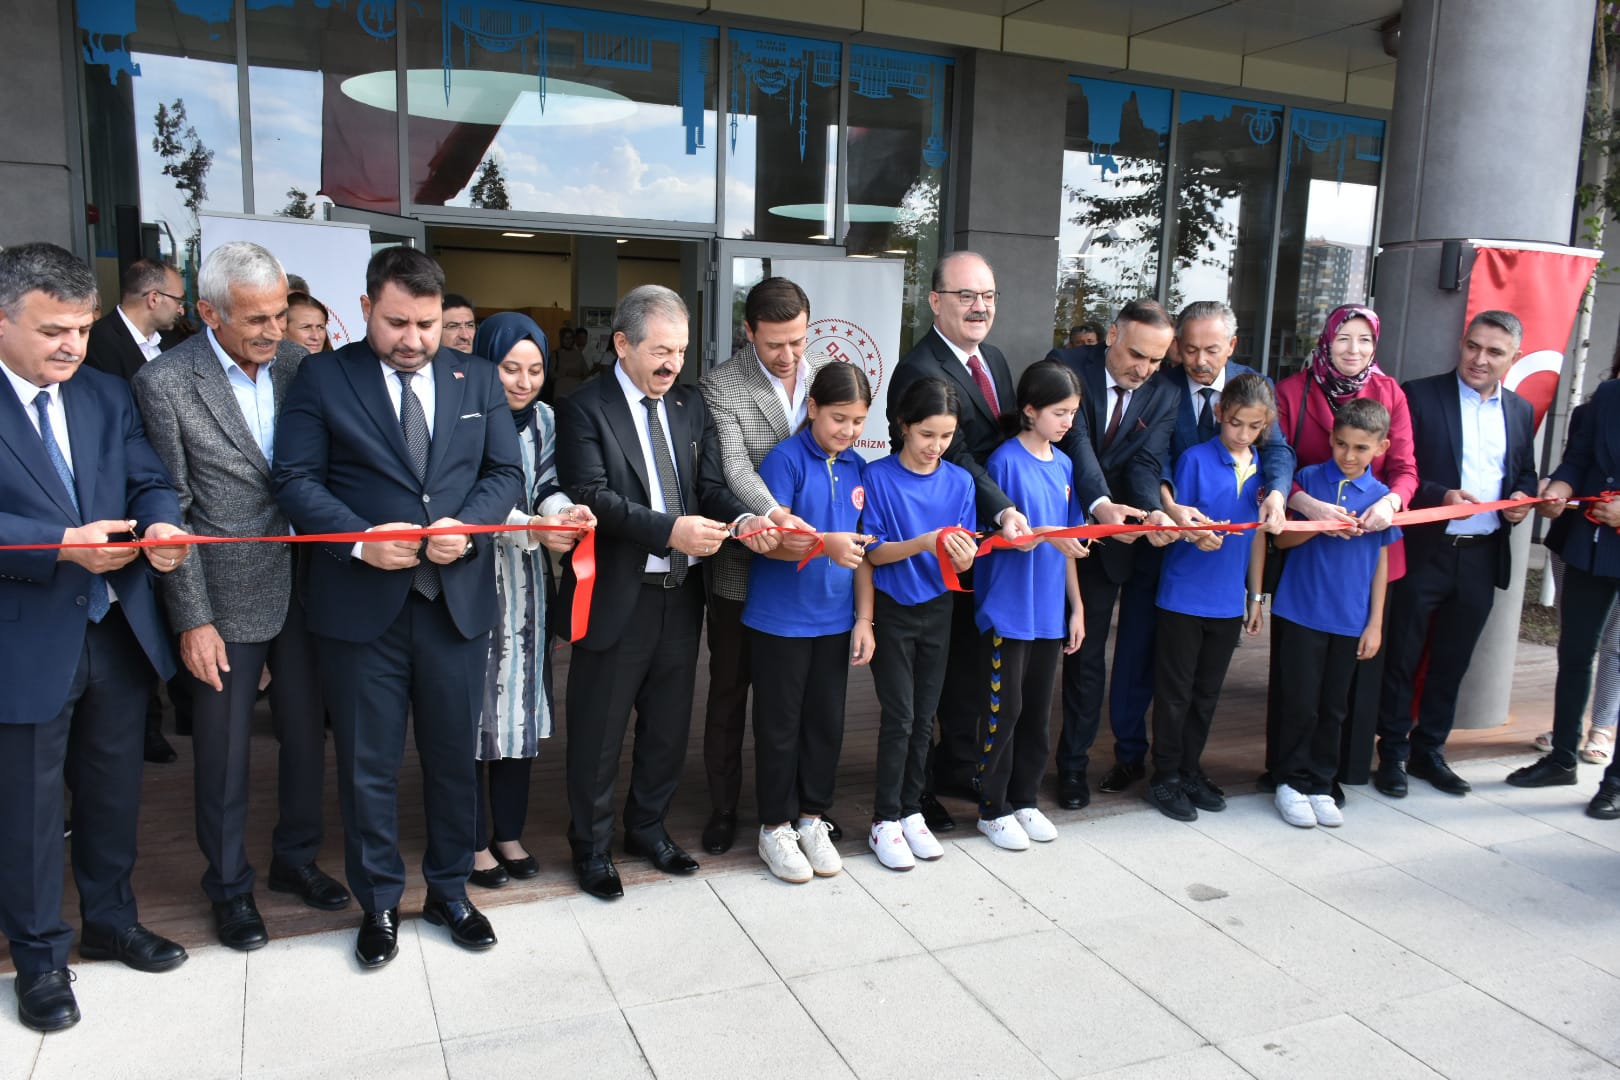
1266,599,1387,785
1376,541,1498,765
476,757,533,845
703,594,752,814
1552,561,1620,768
316,592,487,912
871,591,952,821
0,607,149,974
1272,615,1360,794
931,588,985,793
977,632,1060,820
566,576,704,858
1150,609,1242,784
751,629,851,826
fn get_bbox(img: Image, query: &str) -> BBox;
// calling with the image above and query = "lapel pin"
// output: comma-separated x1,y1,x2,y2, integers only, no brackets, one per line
453,370,465,379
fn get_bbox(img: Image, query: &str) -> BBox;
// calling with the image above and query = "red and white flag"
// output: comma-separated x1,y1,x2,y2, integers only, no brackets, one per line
1463,242,1600,430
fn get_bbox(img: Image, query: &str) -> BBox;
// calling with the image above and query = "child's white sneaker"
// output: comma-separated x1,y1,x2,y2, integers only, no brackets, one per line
899,812,945,860
1275,784,1316,828
759,824,812,883
977,814,1030,850
869,820,915,870
797,817,843,876
1308,794,1344,827
1013,807,1058,842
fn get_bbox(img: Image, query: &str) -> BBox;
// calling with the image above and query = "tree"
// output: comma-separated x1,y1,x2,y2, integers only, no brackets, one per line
469,156,511,210
278,187,316,219
152,98,214,280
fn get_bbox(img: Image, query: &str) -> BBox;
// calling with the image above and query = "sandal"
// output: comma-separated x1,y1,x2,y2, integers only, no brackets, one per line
1533,731,1554,753
1580,727,1614,765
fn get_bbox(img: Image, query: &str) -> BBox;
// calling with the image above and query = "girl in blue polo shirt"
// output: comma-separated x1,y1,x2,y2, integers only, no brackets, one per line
745,363,875,884
1145,373,1274,824
861,377,979,870
974,359,1085,851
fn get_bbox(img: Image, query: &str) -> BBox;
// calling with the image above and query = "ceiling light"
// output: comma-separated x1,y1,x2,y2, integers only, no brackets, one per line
616,238,629,244
341,69,637,127
808,233,831,241
884,248,908,254
849,253,877,259
768,203,904,223
501,231,535,238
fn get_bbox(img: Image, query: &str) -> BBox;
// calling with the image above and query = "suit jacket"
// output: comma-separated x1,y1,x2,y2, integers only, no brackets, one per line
0,364,181,724
271,340,524,644
84,309,150,382
698,344,832,601
1548,377,1620,579
553,369,749,650
132,333,308,642
1158,362,1294,497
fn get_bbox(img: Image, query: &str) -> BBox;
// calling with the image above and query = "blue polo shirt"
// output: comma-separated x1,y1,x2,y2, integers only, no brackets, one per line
1272,460,1401,637
862,455,977,607
974,438,1073,641
743,427,867,638
1158,437,1261,619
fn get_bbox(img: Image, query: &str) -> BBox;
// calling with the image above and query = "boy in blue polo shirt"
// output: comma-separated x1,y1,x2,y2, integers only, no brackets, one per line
1268,398,1400,829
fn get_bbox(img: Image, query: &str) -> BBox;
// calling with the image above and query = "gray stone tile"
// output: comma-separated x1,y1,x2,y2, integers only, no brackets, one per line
1074,807,1287,909
1188,793,1386,880
842,839,1052,951
443,1011,652,1079
626,981,854,1080
789,953,1054,1080
708,866,923,978
1220,1014,1442,1079
1480,781,1620,855
1488,832,1620,908
0,981,42,1077
1374,781,1559,847
254,1042,448,1080
1333,789,1490,864
936,930,1203,1079
1475,955,1620,1065
1080,1045,1253,1079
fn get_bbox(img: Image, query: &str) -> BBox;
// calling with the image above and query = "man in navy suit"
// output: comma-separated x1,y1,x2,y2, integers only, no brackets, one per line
1376,311,1536,798
0,243,192,1033
273,247,523,968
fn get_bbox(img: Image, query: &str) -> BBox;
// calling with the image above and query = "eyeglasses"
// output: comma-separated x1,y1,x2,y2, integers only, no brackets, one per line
151,289,187,306
937,289,998,306
443,319,476,333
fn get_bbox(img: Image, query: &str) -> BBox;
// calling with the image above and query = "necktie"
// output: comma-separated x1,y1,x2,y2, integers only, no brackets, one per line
397,372,441,600
966,354,1000,416
1102,386,1127,449
1197,386,1217,442
642,395,688,585
34,391,109,622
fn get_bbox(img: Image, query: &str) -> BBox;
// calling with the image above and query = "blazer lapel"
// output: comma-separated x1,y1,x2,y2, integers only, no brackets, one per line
192,347,271,479
0,383,79,520
1084,358,1108,450
61,380,102,518
341,348,416,481
1439,380,1464,486
425,353,468,488
930,335,991,424
744,350,791,439
601,380,652,499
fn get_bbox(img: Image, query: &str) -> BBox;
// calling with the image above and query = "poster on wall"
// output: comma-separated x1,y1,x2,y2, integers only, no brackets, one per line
199,213,373,350
773,258,906,461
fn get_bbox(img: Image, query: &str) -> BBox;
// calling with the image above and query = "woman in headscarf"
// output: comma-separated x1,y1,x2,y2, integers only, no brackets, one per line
467,313,595,888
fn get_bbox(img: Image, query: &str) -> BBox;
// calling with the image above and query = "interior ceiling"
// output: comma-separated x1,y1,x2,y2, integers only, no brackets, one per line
428,226,682,260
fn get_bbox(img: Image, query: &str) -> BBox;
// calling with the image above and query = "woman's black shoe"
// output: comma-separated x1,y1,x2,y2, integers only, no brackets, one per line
468,864,509,889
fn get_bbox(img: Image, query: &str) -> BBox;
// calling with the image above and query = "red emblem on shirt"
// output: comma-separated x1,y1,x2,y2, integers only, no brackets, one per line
851,485,866,510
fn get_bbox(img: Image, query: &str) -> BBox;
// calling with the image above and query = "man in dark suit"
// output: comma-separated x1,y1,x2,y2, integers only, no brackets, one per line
272,246,522,968
0,242,193,1033
132,241,348,954
1048,299,1179,811
554,285,770,901
1376,310,1536,797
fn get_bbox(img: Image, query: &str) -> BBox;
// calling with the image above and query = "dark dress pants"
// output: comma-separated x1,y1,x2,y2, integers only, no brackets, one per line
930,587,985,794
703,594,752,814
476,758,533,845
1272,615,1360,794
978,632,1060,820
751,630,851,826
1108,544,1161,766
0,607,149,974
1150,609,1242,784
1551,562,1620,766
870,591,952,821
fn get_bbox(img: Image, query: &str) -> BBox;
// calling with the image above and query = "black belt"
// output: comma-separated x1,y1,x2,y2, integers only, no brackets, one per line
642,571,690,589
1445,532,1492,547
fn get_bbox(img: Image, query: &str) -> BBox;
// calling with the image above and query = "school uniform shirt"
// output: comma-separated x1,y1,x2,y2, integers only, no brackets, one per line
1157,436,1261,619
1272,460,1402,638
974,438,1074,641
862,454,977,606
742,426,867,638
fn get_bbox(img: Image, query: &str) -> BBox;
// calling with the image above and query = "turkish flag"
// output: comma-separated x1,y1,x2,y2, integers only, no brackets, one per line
1463,244,1599,430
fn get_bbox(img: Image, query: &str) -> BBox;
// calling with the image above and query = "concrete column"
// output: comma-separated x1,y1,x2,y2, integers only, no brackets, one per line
1373,0,1595,728
0,1,78,252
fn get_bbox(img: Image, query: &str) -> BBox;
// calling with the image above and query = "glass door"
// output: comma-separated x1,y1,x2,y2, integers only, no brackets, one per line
711,239,845,369
329,206,428,251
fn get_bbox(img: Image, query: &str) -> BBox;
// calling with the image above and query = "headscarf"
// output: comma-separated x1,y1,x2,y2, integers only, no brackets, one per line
472,311,551,430
1308,303,1381,410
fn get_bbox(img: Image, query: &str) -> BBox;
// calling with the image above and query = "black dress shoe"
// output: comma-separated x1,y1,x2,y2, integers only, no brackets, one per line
79,923,187,973
15,969,79,1033
1587,781,1620,820
1373,760,1408,798
1098,761,1147,793
702,810,738,854
624,833,700,875
268,859,351,911
1058,771,1090,810
423,897,497,951
1145,779,1197,822
355,909,398,968
1183,774,1226,812
1407,755,1471,795
824,814,843,842
1332,781,1347,808
213,894,269,952
1506,755,1579,788
144,729,177,764
468,864,510,890
919,791,956,833
494,850,540,879
574,854,624,900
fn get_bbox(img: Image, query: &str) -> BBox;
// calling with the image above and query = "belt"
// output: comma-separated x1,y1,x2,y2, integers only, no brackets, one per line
642,571,689,589
1445,532,1491,547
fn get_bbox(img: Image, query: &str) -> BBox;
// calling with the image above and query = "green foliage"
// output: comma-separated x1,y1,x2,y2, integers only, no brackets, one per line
152,99,213,215
278,187,316,219
469,157,512,211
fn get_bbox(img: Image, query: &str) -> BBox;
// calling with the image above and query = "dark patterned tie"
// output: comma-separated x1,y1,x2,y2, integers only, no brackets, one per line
966,354,1000,416
398,371,440,600
1102,386,1126,449
1197,386,1217,442
34,391,108,622
642,395,688,585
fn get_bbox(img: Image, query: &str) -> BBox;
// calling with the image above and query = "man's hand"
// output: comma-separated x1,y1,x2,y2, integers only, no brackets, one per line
1290,491,1361,535
424,518,470,565
532,505,595,553
1144,508,1182,548
997,508,1032,543
1593,497,1620,529
143,522,189,572
739,521,781,555
1502,491,1533,525
1258,489,1287,535
822,532,873,569
1047,535,1090,559
768,508,821,557
1359,494,1399,533
1091,500,1144,527
1192,525,1226,553
669,515,729,558
58,520,141,574
851,619,874,667
360,523,424,570
180,623,231,692
1537,477,1571,519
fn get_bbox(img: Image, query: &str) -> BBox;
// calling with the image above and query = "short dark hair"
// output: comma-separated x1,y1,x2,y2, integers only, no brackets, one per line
1079,322,1102,337
120,258,176,301
0,242,98,318
892,375,960,428
1466,309,1523,349
365,246,445,302
744,277,810,329
1333,397,1391,439
1009,358,1083,435
807,361,872,409
1113,298,1173,331
286,273,310,294
442,292,474,313
931,250,994,292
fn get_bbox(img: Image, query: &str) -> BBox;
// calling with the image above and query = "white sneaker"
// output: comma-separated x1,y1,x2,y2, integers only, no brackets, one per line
869,820,915,871
899,812,945,861
977,814,1030,850
758,824,812,883
1275,784,1316,828
1308,794,1344,827
796,817,843,876
1013,807,1058,842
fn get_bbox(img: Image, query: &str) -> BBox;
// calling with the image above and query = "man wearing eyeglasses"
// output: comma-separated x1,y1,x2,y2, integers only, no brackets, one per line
441,293,478,354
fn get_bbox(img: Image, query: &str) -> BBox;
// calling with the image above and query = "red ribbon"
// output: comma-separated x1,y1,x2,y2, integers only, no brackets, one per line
1583,491,1619,532
935,525,977,593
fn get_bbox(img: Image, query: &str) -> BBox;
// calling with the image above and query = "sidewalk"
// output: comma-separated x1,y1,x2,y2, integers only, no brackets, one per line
8,751,1620,1079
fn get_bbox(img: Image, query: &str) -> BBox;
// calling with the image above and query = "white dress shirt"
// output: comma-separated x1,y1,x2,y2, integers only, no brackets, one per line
116,305,164,362
1191,365,1228,423
352,360,439,558
758,353,810,430
1450,376,1507,536
613,362,696,573
208,328,278,463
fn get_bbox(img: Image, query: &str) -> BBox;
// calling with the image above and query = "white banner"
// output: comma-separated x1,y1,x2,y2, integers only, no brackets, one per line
774,258,905,461
200,212,372,350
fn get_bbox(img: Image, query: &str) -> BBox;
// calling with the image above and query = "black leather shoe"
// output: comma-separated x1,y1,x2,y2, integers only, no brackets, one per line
1098,761,1146,793
15,969,79,1033
493,849,540,879
1145,779,1196,822
1408,754,1471,796
824,814,843,842
1373,760,1408,798
702,810,738,854
624,833,700,875
268,859,351,911
1184,774,1226,812
919,791,956,833
1506,755,1579,788
468,864,509,890
574,854,624,900
79,923,187,973
355,909,398,968
1588,781,1620,820
1058,771,1090,810
144,729,177,764
423,897,497,951
213,894,269,952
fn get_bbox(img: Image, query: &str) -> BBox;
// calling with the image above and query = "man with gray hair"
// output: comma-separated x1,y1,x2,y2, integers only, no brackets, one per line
132,241,348,954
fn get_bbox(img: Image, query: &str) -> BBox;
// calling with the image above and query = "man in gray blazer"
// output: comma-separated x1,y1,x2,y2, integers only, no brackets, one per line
697,277,828,853
131,242,347,952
